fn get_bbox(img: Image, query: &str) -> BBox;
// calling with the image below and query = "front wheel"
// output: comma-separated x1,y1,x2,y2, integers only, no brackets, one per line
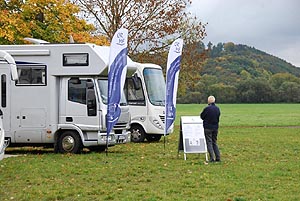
130,125,145,143
146,134,162,142
58,131,82,154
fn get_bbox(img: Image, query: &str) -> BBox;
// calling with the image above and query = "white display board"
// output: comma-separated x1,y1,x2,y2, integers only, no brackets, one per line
178,116,207,160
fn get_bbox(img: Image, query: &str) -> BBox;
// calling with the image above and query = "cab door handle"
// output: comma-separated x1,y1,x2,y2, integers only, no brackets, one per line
66,117,73,122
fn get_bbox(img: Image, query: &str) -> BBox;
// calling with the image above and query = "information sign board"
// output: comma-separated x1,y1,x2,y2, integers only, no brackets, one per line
178,116,207,160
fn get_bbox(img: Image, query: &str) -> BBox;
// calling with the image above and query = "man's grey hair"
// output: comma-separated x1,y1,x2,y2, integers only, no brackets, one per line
208,96,215,104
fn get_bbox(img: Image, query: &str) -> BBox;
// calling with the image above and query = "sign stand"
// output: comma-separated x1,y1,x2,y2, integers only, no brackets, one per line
178,116,207,161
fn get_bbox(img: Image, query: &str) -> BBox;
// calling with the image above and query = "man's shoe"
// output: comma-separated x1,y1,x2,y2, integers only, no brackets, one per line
215,159,221,162
208,159,215,163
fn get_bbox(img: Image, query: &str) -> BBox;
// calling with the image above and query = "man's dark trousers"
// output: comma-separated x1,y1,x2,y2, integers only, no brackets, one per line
204,129,220,161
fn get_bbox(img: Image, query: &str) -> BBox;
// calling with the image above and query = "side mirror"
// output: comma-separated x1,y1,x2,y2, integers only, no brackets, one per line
86,80,96,116
69,77,81,84
86,81,94,89
132,73,141,90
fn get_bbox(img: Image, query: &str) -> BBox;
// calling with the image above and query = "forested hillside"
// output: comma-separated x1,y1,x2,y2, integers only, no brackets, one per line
177,42,300,103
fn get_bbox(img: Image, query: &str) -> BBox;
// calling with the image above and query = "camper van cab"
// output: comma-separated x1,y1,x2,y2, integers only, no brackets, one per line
0,40,130,153
125,63,173,142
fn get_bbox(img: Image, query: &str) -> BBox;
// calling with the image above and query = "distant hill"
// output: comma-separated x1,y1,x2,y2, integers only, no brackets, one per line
177,42,300,103
201,42,300,79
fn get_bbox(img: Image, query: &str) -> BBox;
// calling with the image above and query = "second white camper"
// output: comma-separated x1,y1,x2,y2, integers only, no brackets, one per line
125,63,173,142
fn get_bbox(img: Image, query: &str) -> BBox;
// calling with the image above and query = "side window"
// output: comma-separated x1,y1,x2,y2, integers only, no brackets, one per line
16,65,46,86
68,79,87,104
125,78,145,105
1,74,6,107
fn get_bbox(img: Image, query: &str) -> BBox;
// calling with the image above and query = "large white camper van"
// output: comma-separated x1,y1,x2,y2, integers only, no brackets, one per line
0,39,130,153
125,63,173,142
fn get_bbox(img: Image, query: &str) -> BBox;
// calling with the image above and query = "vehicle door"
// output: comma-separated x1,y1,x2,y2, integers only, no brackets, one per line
0,66,10,134
63,78,100,131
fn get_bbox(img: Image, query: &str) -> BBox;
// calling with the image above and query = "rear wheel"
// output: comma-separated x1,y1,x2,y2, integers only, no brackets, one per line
58,131,82,154
130,125,145,143
146,134,162,142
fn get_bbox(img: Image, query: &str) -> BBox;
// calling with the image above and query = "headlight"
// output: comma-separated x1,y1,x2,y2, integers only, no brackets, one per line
150,117,163,129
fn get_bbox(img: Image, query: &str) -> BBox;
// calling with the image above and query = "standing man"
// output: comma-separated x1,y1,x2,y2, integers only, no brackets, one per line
200,96,221,162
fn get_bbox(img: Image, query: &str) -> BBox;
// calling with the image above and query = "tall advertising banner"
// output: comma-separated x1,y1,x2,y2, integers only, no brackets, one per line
164,39,183,136
106,28,128,139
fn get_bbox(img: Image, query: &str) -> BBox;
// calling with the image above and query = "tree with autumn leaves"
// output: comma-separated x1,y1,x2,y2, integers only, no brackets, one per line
1,0,206,51
0,0,108,45
74,0,207,98
75,0,206,55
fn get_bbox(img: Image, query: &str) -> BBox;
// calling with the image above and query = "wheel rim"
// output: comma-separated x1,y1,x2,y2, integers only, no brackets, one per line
131,128,141,141
62,136,75,152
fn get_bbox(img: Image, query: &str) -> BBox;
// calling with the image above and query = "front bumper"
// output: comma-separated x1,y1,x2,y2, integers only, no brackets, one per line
115,131,131,144
98,132,116,146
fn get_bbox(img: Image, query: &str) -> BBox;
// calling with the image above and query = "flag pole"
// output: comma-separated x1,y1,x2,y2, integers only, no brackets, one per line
163,133,166,154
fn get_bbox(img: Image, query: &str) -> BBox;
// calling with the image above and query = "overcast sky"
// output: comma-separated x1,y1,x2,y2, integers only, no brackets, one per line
187,0,300,67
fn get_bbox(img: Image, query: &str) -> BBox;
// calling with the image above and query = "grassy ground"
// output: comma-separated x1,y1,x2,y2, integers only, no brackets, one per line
1,104,300,200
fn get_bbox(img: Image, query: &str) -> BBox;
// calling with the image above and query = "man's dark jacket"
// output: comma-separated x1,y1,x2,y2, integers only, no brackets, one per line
200,103,220,129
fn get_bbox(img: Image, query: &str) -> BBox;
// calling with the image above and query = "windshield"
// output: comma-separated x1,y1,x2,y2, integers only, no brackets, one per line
143,68,165,106
97,79,127,106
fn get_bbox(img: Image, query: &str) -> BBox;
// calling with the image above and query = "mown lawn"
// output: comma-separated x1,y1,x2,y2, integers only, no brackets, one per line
1,104,300,201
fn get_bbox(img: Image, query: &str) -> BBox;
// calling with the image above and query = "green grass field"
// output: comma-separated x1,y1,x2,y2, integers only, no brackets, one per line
1,104,300,200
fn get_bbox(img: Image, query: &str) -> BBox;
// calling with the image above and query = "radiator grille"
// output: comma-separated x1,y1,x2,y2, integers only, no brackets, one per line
114,122,127,129
159,115,165,123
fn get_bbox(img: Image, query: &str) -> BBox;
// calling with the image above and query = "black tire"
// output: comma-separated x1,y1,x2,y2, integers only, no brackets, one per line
146,134,162,142
89,146,106,152
130,124,145,143
58,131,82,154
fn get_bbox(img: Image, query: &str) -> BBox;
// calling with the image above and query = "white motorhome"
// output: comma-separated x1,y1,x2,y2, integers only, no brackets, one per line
0,50,18,160
0,39,130,153
125,63,173,142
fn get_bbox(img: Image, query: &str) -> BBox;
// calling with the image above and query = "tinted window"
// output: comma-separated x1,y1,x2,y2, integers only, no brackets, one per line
98,79,127,105
1,74,6,107
68,79,87,104
125,78,145,105
16,66,46,86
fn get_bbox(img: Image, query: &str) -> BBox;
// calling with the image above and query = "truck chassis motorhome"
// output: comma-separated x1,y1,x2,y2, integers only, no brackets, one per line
0,40,130,153
125,63,173,142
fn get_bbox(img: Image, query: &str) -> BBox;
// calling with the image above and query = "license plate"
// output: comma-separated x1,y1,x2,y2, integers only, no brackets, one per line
118,135,125,140
104,136,111,141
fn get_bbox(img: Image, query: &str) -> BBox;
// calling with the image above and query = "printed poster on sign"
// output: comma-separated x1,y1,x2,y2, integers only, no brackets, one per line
178,116,207,160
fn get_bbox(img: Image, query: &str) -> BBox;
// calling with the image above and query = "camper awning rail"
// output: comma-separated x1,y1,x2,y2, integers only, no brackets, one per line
2,50,50,56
